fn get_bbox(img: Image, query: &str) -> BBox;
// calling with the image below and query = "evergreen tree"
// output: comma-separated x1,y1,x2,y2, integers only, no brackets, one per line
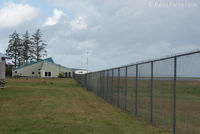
21,31,33,64
6,29,48,67
31,29,47,61
6,31,22,67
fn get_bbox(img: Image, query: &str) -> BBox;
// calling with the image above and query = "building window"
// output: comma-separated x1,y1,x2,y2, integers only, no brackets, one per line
68,72,71,77
48,72,51,77
65,72,69,77
65,72,71,78
45,72,51,77
15,71,17,74
32,72,35,74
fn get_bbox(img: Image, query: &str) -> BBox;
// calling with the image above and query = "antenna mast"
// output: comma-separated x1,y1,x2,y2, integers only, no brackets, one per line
87,52,88,72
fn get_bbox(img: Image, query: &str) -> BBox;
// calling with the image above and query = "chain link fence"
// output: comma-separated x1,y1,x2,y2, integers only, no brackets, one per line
74,50,200,134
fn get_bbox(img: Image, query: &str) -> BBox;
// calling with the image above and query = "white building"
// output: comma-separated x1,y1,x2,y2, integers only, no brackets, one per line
0,53,10,88
12,57,74,78
74,70,88,74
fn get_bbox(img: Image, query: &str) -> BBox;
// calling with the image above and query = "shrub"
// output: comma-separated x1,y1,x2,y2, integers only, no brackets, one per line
58,72,65,78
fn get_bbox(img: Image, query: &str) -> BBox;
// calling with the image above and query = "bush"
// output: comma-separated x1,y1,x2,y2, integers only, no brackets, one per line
58,72,65,78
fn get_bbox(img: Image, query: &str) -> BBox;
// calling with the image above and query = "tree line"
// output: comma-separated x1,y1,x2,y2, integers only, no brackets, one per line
6,29,47,68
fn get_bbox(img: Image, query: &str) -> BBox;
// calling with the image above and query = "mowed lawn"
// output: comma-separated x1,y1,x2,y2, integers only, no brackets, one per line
0,78,169,134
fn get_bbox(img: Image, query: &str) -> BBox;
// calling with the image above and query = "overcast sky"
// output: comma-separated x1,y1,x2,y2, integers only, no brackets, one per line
0,0,199,71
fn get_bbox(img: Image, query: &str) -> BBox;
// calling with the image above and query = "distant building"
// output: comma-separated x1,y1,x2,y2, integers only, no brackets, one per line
12,57,74,78
0,53,10,88
74,69,88,74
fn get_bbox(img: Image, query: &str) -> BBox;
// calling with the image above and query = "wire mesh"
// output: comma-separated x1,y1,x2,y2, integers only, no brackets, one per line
108,69,113,104
119,67,126,110
97,72,101,96
113,69,119,107
153,58,174,132
176,53,200,134
126,65,136,115
74,50,200,134
104,70,108,101
93,72,98,94
138,63,151,122
100,71,104,98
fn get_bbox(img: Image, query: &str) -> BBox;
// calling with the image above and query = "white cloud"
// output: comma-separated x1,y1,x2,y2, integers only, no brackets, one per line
43,8,66,27
0,2,40,30
76,40,97,50
70,16,87,30
90,25,101,31
1,0,199,71
44,0,200,71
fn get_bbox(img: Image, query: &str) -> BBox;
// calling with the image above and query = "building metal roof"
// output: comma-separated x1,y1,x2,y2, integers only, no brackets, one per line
13,57,55,70
13,57,72,71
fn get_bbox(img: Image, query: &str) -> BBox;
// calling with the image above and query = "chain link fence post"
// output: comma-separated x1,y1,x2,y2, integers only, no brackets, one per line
112,69,114,104
173,57,177,134
150,61,154,124
125,66,128,112
107,70,109,102
136,64,138,116
118,68,120,108
103,71,105,99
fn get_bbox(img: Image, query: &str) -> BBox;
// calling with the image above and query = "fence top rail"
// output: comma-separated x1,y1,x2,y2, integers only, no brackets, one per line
85,49,200,74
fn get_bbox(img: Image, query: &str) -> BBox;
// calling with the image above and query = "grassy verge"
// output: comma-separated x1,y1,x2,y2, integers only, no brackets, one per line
83,77,200,134
0,78,169,134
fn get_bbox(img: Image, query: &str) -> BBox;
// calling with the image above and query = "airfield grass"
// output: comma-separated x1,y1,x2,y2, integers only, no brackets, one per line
0,78,169,134
109,78,200,134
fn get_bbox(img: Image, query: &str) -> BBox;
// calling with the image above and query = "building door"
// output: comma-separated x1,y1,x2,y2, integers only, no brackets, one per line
65,72,68,78
48,72,51,77
64,72,71,78
45,72,48,77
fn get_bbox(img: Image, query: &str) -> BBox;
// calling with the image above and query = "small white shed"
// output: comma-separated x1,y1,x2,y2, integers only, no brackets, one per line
74,70,88,74
0,53,10,88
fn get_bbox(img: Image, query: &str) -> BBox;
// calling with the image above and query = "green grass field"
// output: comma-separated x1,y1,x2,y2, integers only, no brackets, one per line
0,78,169,134
86,76,200,134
